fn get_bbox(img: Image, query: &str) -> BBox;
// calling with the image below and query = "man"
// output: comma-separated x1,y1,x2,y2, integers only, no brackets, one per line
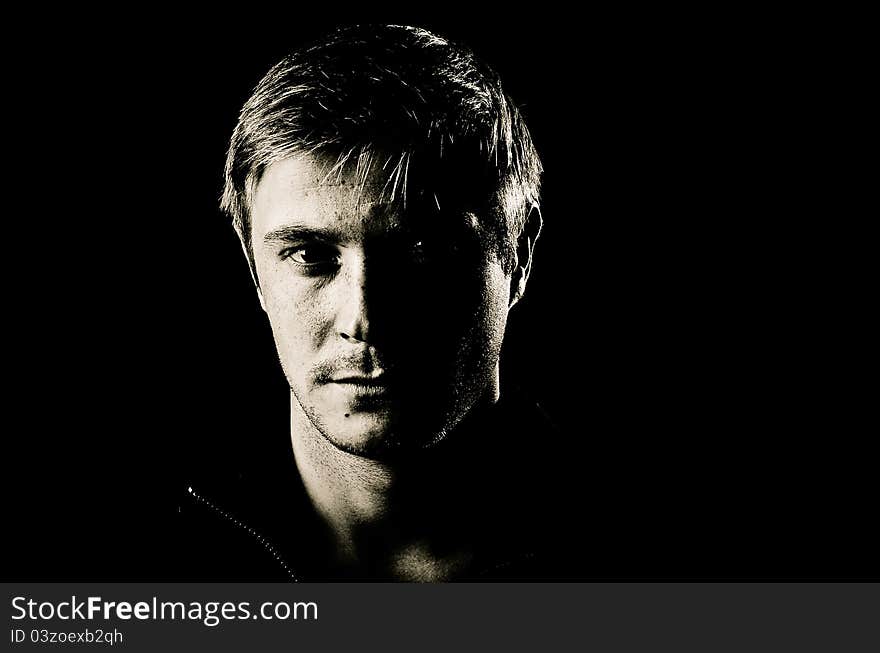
179,24,575,581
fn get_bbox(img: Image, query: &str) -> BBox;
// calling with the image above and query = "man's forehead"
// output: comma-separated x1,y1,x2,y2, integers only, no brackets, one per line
252,155,394,228
258,154,386,190
251,154,483,241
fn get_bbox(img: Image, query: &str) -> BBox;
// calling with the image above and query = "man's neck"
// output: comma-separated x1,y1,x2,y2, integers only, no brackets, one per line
288,387,506,581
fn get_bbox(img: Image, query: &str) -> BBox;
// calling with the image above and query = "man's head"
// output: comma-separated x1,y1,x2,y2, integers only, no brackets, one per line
221,25,543,457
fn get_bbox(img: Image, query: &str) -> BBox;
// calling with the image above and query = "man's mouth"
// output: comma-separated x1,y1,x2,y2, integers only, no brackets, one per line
329,368,388,383
328,372,392,396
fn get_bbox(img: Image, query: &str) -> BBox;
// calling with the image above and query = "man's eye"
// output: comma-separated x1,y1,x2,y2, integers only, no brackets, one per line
282,245,340,267
411,239,460,262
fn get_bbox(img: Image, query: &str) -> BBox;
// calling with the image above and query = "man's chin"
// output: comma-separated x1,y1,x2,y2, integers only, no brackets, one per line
315,410,444,459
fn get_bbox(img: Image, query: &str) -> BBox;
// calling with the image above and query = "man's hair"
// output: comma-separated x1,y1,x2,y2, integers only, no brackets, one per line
221,24,542,274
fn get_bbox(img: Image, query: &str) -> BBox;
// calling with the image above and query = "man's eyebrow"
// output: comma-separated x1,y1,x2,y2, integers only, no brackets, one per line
262,223,340,244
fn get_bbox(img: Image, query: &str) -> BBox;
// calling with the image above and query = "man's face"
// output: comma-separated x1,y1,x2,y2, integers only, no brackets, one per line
248,154,514,456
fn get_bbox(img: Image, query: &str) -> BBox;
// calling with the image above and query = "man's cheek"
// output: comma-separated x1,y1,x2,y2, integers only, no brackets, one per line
269,306,329,365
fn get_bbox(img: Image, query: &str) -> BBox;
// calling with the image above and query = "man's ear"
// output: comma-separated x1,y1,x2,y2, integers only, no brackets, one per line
233,223,267,313
509,205,543,309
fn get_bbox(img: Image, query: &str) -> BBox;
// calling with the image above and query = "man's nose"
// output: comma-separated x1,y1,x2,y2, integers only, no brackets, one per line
335,257,373,344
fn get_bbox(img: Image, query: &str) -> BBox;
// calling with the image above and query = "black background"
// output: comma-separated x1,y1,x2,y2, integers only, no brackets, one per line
5,12,873,580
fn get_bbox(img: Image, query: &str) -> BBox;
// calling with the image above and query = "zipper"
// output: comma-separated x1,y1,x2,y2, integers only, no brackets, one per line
475,550,538,578
187,486,298,582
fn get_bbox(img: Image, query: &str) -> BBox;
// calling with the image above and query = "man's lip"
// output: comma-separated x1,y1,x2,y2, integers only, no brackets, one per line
329,374,389,385
328,375,392,398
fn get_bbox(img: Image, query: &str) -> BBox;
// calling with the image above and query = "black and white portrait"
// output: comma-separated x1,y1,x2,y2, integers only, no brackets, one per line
7,17,874,585
179,25,573,581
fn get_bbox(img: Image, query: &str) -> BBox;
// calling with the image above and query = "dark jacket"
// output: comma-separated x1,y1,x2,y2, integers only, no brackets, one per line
175,387,589,581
